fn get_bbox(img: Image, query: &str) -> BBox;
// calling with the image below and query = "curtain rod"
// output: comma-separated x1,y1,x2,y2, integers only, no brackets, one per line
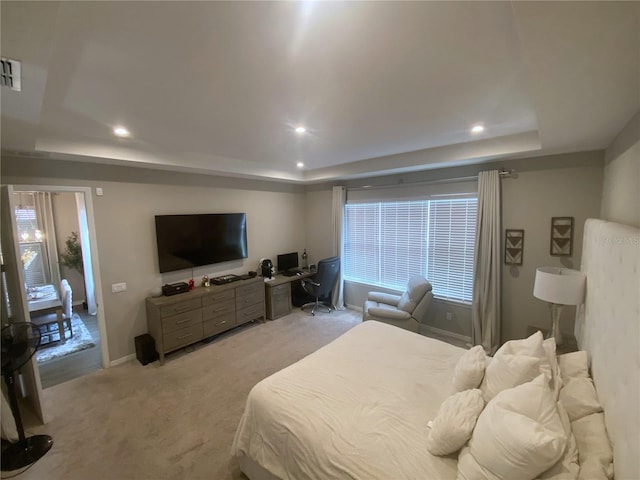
350,168,516,191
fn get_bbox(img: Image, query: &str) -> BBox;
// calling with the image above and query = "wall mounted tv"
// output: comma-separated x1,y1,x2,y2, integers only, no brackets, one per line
154,213,248,273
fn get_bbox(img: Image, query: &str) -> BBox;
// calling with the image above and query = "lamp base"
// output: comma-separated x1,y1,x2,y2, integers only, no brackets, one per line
1,435,53,471
547,303,565,346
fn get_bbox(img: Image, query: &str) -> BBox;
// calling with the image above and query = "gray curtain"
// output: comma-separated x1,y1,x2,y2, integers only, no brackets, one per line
472,170,501,354
331,186,346,309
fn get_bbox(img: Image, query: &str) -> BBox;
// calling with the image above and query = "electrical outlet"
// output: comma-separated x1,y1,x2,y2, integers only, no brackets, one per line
445,312,453,321
112,282,127,293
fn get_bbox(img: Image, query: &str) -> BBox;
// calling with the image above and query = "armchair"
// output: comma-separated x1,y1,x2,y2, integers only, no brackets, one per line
301,256,340,315
362,276,433,333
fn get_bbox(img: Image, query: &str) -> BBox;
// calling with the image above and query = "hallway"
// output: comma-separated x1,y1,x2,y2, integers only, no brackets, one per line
36,307,102,388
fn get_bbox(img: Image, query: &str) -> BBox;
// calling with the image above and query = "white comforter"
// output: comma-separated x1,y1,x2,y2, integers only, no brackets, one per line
232,320,467,480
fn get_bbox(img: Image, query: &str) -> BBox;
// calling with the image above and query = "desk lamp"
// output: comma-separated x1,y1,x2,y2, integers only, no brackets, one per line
533,267,586,345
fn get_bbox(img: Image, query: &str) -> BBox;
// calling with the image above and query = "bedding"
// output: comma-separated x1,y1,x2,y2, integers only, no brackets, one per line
232,320,466,479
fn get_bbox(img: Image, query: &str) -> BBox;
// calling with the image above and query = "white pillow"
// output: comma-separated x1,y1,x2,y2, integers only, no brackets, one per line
559,377,603,422
452,346,486,393
538,401,579,480
558,351,589,381
427,389,485,456
571,413,614,480
458,374,567,480
481,331,549,401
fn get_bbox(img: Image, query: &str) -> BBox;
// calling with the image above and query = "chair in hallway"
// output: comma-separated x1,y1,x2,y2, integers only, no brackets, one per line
301,256,340,316
32,279,74,346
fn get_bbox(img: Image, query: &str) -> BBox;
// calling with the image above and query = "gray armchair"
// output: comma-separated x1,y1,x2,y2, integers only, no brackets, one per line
362,276,433,333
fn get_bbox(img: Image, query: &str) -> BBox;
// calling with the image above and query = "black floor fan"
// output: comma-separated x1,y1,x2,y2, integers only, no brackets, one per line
1,322,53,471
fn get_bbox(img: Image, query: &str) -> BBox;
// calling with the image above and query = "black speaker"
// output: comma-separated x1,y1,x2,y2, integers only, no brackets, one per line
135,334,158,365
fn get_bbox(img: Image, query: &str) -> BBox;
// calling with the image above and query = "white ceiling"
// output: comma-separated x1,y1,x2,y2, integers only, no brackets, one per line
1,2,638,183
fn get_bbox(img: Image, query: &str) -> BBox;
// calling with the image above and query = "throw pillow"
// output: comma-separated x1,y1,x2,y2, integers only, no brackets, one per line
559,377,603,422
481,331,549,401
426,389,485,456
538,401,579,480
571,413,614,480
458,374,567,480
452,345,486,393
558,351,589,381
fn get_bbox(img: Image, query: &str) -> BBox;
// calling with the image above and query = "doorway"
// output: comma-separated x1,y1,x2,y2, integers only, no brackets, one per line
12,186,109,389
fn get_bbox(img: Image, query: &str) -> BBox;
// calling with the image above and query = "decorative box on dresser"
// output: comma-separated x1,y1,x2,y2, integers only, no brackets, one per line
146,277,264,364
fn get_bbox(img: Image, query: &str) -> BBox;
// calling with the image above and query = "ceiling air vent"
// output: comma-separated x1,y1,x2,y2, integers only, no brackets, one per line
1,57,21,91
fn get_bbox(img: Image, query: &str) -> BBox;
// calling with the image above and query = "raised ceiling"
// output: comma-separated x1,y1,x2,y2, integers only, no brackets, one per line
1,2,638,183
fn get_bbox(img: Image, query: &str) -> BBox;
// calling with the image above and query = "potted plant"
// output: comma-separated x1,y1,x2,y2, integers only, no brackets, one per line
60,231,86,309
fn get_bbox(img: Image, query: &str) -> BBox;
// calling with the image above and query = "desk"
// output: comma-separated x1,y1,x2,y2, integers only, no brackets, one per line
264,271,314,320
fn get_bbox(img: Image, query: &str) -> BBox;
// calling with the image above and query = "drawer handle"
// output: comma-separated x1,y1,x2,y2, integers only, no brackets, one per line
176,333,193,340
175,318,191,325
214,307,229,312
215,320,228,326
173,306,190,313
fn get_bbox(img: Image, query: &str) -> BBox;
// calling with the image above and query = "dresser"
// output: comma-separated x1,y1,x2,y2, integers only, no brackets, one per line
146,277,264,364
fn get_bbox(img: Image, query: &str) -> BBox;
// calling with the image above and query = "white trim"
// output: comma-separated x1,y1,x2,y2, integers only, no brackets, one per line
421,324,472,345
110,353,136,367
12,185,111,368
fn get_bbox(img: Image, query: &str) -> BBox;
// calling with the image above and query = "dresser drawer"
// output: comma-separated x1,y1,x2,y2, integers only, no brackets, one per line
237,302,264,325
160,298,201,318
202,289,235,307
161,309,202,334
163,323,203,352
202,298,235,321
269,283,290,296
203,313,236,337
236,282,263,297
236,288,264,309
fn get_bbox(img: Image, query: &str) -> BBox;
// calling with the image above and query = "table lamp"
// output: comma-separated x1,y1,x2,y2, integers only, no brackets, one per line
533,267,586,345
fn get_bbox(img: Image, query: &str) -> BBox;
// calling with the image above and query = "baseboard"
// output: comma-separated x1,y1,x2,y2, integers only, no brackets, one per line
110,353,136,367
421,325,472,345
345,303,363,312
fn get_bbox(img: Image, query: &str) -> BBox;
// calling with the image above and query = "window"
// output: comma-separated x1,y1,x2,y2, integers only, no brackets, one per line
344,198,477,303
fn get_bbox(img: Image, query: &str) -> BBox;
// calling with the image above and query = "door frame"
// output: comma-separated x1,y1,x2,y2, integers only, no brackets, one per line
12,185,110,370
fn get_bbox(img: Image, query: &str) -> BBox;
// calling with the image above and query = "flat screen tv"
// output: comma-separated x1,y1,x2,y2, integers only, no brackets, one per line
154,213,248,273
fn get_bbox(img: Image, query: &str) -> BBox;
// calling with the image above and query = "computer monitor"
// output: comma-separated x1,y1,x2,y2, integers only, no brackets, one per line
277,252,298,273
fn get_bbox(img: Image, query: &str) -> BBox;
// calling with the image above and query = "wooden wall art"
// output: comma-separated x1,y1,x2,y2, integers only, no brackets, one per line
504,229,524,265
550,217,574,256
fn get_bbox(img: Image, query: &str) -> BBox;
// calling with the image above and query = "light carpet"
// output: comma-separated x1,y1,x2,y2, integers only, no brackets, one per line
18,309,362,480
36,315,96,364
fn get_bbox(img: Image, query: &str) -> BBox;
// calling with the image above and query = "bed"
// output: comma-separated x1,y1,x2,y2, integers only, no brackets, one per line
232,219,640,480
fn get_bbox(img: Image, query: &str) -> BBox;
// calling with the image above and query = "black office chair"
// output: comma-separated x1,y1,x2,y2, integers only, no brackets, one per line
301,256,340,316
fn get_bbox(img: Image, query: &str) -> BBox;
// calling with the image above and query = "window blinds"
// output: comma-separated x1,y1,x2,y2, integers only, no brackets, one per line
344,198,477,303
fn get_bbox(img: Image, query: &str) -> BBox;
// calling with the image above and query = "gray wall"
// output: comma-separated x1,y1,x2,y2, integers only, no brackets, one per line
2,157,307,362
601,110,640,228
1,147,608,360
316,151,604,343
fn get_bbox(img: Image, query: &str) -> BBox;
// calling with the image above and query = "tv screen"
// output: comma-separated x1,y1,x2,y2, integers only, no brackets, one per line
154,213,248,273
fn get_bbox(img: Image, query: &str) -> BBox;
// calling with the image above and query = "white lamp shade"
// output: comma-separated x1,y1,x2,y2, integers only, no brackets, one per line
533,267,586,305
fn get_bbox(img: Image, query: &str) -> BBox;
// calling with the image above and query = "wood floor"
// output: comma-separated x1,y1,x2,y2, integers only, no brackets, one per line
36,307,103,389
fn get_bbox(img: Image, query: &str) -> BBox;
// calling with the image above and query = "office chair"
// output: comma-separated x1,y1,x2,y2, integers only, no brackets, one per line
301,256,340,316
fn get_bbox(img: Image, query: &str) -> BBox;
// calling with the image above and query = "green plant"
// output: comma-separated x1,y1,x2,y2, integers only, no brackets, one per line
60,231,83,273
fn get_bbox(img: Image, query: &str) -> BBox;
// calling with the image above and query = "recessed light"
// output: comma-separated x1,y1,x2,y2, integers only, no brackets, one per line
113,126,130,137
471,124,485,134
294,126,306,134
296,162,304,168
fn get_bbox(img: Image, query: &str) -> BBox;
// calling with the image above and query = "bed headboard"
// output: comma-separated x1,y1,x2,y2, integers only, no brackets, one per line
575,218,640,480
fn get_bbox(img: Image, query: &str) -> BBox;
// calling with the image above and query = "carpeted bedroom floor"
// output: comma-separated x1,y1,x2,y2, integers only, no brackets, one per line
13,308,363,480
